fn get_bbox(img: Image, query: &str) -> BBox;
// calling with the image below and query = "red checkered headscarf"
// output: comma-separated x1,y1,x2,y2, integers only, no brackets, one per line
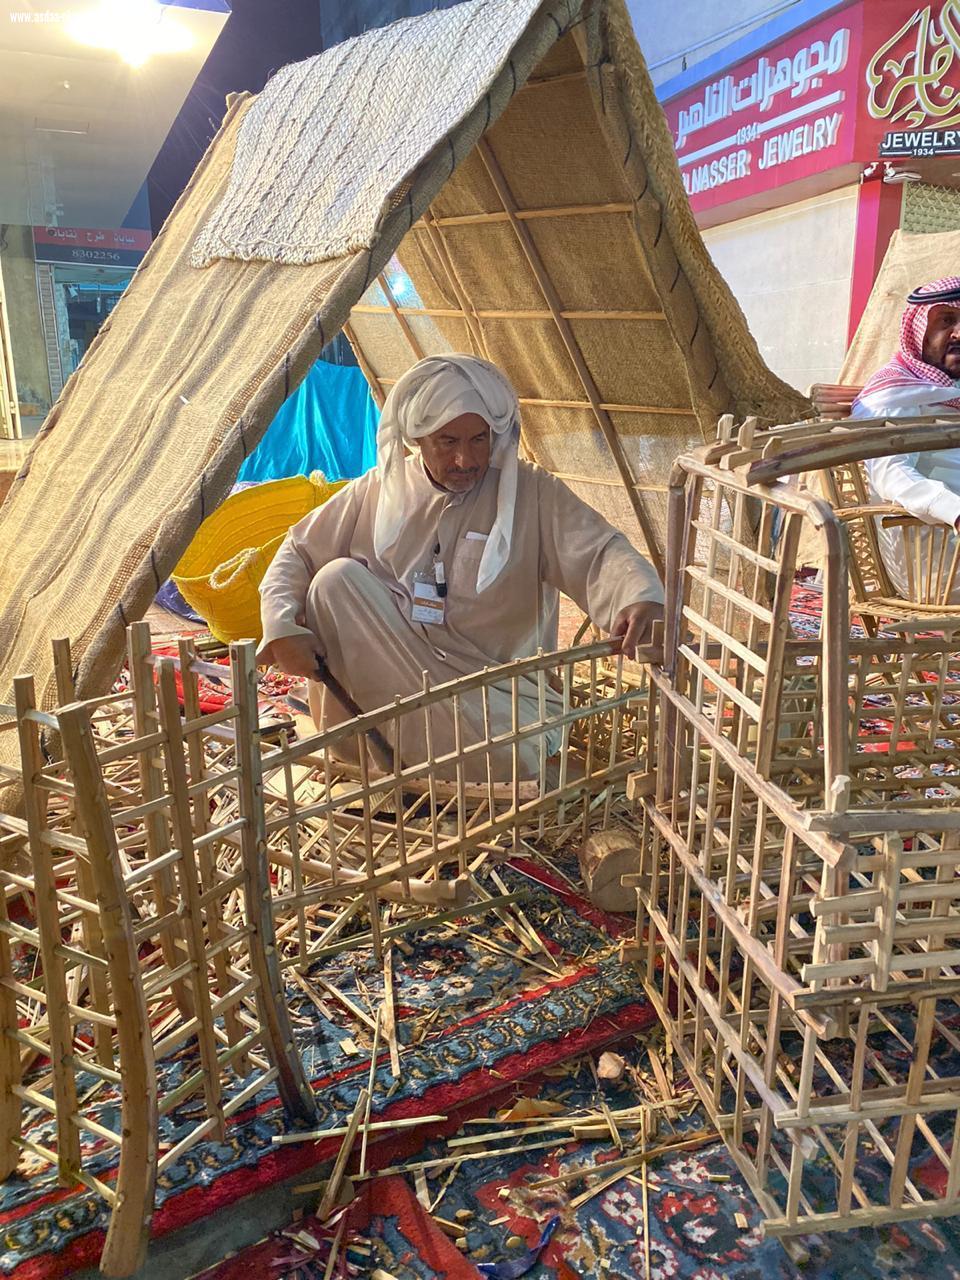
856,275,960,413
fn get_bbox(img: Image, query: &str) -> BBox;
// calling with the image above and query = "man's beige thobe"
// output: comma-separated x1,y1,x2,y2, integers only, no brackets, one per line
258,457,662,779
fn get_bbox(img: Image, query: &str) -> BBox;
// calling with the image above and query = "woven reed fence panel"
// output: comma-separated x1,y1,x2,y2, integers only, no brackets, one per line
901,182,960,234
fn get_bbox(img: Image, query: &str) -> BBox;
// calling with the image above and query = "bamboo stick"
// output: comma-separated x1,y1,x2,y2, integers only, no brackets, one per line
359,1010,382,1177
274,1113,445,1147
342,322,385,408
229,642,317,1120
415,198,631,227
317,1087,369,1221
14,677,83,1182
57,698,158,1276
381,941,401,1080
419,210,489,359
351,303,666,322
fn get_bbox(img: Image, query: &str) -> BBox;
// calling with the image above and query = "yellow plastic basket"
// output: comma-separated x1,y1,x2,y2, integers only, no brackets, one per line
172,472,345,643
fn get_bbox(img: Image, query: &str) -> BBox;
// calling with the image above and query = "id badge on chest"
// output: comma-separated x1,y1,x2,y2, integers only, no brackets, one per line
412,573,445,626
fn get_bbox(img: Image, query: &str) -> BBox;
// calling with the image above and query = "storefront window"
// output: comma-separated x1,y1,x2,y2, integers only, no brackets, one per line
52,265,131,375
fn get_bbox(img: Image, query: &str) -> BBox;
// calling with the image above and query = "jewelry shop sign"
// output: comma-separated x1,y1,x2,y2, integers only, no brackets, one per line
662,1,960,216
870,0,960,156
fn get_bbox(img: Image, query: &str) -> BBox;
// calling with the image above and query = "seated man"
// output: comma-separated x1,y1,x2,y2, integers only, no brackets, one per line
258,354,664,778
851,277,960,600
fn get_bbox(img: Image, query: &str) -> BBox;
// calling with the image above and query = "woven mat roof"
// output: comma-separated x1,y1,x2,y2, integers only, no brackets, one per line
0,0,806,749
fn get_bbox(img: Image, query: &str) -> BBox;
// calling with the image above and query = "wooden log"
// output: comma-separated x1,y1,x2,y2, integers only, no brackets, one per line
577,828,641,913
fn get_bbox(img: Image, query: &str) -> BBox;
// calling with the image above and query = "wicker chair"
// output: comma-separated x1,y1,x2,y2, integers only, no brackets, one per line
817,456,960,622
806,383,960,620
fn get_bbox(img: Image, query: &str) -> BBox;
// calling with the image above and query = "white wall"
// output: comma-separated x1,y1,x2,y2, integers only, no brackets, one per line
702,185,859,392
626,0,804,86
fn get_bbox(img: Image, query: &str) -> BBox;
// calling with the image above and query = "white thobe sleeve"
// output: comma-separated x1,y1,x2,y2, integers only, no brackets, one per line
865,453,960,529
257,478,365,660
536,470,664,630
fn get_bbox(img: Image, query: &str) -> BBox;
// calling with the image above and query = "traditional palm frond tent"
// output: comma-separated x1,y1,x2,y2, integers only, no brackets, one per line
0,0,806,747
841,226,960,386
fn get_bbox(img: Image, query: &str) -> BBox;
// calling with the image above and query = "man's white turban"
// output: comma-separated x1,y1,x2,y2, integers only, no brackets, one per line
373,354,520,593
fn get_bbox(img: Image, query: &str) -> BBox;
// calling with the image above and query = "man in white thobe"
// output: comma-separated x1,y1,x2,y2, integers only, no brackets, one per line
258,355,664,777
851,276,960,601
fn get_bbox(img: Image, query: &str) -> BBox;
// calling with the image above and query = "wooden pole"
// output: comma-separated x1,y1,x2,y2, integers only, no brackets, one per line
419,211,490,360
229,642,317,1121
342,321,386,409
0,257,21,440
155,659,226,1137
377,272,425,361
351,303,667,323
477,138,665,576
14,676,82,1183
417,199,633,228
126,623,193,1018
57,697,158,1277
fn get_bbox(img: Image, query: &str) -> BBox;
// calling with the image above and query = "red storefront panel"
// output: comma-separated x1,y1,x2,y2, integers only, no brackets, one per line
663,1,960,220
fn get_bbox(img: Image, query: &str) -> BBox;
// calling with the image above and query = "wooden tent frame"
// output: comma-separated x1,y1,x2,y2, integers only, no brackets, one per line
749,414,960,620
338,13,804,581
0,629,316,1276
0,0,807,744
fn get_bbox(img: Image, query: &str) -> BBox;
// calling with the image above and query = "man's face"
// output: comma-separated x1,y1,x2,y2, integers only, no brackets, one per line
922,304,960,377
419,412,491,493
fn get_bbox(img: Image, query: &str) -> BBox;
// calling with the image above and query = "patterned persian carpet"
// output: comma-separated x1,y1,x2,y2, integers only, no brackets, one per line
0,863,654,1279
197,1048,960,1280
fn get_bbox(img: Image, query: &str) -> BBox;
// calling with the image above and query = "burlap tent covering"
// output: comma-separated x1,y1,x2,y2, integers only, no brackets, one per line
841,226,960,386
0,0,806,776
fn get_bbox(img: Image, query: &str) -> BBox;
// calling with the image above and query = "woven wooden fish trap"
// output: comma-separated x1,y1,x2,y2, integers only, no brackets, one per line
632,432,960,1245
0,626,316,1275
253,642,651,971
0,627,652,1274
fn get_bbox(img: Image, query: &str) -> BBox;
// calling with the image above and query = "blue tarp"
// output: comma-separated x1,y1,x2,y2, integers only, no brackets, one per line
237,359,379,484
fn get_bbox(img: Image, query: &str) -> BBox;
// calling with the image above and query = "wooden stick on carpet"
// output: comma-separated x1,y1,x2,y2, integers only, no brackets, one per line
642,1111,652,1280
359,1010,382,1177
381,943,401,1079
323,1216,347,1280
318,1087,369,1221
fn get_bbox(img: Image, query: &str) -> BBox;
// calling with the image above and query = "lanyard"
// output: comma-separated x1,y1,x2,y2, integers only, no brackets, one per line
432,540,447,597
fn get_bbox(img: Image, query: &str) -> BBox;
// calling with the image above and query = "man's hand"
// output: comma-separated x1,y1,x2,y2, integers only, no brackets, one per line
610,601,665,659
266,633,322,680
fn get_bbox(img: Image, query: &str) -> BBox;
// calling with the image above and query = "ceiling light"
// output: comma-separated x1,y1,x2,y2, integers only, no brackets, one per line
65,0,192,68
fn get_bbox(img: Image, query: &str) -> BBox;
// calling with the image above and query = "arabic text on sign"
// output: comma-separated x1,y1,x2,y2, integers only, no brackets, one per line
866,0,960,130
676,26,849,150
